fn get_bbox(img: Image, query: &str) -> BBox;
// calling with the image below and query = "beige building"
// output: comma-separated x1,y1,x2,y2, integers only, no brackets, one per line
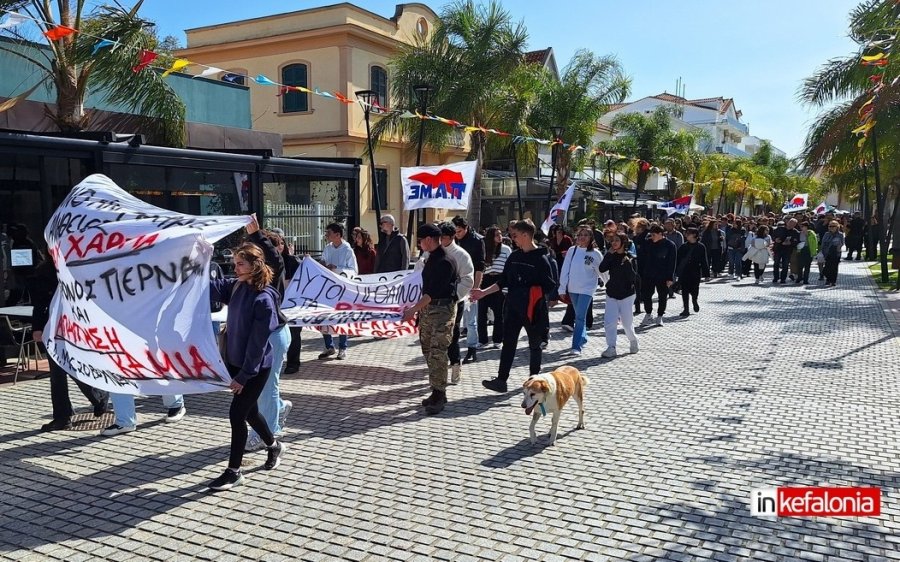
179,2,467,242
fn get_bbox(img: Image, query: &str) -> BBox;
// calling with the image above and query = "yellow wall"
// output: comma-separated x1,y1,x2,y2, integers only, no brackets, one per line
178,3,467,236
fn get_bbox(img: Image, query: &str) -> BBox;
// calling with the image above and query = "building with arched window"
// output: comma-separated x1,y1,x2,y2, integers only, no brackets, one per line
178,3,468,237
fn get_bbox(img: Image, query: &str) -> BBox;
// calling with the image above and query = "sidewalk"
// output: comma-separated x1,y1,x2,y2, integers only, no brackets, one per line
1,260,898,561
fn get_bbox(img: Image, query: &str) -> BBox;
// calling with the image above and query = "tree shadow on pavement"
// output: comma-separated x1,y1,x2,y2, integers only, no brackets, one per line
0,445,224,553
628,451,900,560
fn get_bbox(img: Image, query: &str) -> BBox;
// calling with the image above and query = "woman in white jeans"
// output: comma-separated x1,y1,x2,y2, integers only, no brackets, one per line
597,233,639,358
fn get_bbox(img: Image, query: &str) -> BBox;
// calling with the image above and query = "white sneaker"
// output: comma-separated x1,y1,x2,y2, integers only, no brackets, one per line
601,347,617,358
336,349,346,360
639,314,654,327
245,433,266,452
278,400,292,429
100,424,136,437
655,315,664,326
165,406,186,423
630,340,639,354
450,363,461,385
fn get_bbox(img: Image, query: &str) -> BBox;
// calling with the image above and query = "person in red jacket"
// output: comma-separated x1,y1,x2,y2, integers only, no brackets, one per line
351,227,377,275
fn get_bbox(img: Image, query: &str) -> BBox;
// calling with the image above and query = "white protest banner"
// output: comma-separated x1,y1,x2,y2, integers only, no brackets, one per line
401,160,477,211
282,258,421,337
541,181,577,235
43,174,251,395
782,193,809,214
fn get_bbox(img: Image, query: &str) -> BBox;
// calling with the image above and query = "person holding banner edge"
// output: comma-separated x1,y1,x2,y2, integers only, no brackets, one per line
402,224,457,415
208,242,286,491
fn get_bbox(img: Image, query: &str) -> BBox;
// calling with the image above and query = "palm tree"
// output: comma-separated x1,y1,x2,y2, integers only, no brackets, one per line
527,49,631,198
800,0,899,280
609,106,676,211
372,0,528,229
0,0,186,146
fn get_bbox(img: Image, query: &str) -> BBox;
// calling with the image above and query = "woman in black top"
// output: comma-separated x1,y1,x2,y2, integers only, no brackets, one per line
676,228,710,317
472,220,558,393
597,233,639,358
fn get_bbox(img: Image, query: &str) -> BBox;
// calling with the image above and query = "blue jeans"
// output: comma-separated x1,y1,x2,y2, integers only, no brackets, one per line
570,293,593,352
463,301,478,347
323,333,347,350
727,249,744,275
110,393,183,428
251,324,291,438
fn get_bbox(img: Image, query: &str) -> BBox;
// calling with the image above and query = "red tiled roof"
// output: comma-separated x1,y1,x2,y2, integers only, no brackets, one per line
525,48,551,65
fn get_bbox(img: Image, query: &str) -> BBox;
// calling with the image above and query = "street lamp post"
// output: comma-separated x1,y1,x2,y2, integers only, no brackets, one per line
545,126,564,219
406,84,433,248
356,90,382,237
718,170,730,215
606,155,614,201
511,140,524,218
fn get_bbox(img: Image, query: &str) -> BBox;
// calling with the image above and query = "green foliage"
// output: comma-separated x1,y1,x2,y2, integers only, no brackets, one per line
0,0,186,146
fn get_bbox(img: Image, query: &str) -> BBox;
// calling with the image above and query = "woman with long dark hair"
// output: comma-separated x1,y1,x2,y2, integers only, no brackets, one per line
597,233,639,358
352,227,376,275
208,243,286,491
477,226,510,348
743,225,772,284
700,219,726,277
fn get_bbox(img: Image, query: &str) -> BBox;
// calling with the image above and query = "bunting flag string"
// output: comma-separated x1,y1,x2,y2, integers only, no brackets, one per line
1,6,729,187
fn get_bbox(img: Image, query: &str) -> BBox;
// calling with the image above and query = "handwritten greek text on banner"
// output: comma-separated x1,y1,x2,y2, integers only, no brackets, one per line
401,161,477,211
282,258,421,337
43,174,251,395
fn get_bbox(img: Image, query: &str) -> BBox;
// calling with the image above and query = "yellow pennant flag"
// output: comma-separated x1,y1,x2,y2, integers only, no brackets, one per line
162,59,191,77
861,52,886,62
851,120,875,135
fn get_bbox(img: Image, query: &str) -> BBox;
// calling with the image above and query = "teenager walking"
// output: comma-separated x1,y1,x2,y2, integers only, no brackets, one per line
597,233,639,358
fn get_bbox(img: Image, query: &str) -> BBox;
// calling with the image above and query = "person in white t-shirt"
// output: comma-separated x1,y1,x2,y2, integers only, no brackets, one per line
558,225,603,356
317,223,358,360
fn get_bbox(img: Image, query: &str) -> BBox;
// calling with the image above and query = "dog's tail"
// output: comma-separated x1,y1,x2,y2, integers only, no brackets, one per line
580,375,590,387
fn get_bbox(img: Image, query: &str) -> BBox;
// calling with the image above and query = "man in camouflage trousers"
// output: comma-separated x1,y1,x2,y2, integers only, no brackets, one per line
402,224,457,415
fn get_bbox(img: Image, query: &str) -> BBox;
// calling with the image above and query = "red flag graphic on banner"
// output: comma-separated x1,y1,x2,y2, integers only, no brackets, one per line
132,50,159,73
43,26,76,40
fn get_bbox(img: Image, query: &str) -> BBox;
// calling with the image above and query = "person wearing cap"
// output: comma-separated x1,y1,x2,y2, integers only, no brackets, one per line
638,223,677,327
402,224,457,415
375,214,409,273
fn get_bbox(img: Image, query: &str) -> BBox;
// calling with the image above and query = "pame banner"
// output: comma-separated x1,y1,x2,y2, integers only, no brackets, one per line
43,174,250,395
282,258,422,337
782,193,809,214
401,161,477,211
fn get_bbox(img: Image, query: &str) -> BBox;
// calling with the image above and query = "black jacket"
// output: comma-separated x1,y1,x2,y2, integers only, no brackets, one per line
497,246,558,325
598,252,637,300
375,229,410,273
456,229,485,272
641,238,678,282
676,242,710,281
772,226,800,255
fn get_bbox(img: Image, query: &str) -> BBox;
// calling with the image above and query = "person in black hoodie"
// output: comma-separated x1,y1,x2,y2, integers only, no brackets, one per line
630,218,651,315
31,260,109,431
597,233,639,358
638,223,677,327
676,228,710,317
771,218,800,284
472,220,558,393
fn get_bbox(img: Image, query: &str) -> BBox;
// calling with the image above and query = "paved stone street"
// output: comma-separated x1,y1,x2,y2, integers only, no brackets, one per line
1,260,899,561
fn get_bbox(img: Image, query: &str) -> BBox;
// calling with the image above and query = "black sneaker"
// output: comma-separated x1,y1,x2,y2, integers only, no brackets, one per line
482,378,508,393
93,401,110,417
264,441,286,470
208,469,244,491
41,419,71,432
284,364,299,375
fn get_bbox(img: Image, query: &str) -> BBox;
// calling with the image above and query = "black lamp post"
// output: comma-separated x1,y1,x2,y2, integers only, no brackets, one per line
356,90,382,235
718,170,730,215
406,84,433,247
545,126,564,217
511,140,524,218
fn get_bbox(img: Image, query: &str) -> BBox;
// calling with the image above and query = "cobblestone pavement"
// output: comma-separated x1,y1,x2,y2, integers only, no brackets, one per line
1,260,899,561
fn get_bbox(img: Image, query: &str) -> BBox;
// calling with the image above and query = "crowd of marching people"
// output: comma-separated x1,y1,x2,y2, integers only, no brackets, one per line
20,205,874,491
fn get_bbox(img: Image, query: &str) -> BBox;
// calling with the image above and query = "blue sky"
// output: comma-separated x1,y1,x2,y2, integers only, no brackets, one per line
136,0,860,158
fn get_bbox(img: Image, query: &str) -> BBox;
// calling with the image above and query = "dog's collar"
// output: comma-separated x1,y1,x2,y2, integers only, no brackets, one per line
539,403,546,417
